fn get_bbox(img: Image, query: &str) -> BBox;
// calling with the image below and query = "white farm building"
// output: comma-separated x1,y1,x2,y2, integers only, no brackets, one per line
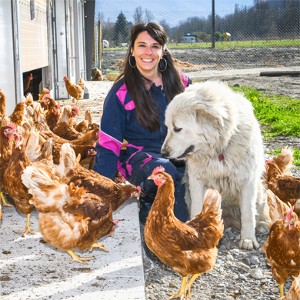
0,0,95,114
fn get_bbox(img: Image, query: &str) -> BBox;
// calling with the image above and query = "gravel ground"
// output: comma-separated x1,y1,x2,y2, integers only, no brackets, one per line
80,68,300,300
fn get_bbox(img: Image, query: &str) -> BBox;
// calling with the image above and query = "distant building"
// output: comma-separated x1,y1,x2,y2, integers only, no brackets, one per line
182,33,196,43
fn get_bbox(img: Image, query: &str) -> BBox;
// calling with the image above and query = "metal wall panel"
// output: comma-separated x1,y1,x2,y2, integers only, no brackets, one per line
19,0,48,72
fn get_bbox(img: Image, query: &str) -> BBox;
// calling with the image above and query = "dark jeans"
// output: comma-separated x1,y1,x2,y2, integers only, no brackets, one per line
122,152,189,224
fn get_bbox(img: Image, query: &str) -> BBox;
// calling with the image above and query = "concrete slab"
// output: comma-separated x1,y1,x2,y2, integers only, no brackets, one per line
0,199,146,300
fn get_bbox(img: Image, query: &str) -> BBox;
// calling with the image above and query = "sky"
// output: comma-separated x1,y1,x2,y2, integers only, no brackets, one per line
96,0,255,26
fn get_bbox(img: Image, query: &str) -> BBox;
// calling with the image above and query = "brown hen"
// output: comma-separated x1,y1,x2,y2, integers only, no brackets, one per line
0,89,6,117
281,274,300,300
265,147,300,217
52,105,82,140
55,143,140,212
145,166,224,299
63,76,83,104
263,189,300,298
21,165,117,264
0,123,17,208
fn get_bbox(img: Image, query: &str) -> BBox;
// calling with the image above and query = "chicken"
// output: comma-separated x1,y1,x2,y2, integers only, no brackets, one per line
38,88,50,101
52,105,82,140
282,274,300,300
78,78,85,91
0,89,6,117
23,72,33,95
21,165,117,264
45,100,61,131
3,127,52,235
63,76,83,104
74,109,93,134
8,100,26,126
0,123,17,208
3,127,35,234
38,115,99,165
55,143,140,212
91,68,103,81
263,189,300,298
265,147,300,217
145,166,224,299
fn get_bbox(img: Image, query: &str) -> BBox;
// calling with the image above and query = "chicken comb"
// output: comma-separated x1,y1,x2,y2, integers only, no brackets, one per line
7,122,16,130
152,166,165,175
72,106,79,114
285,205,294,221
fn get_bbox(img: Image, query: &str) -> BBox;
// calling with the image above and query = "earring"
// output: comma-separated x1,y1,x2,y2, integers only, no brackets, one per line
129,55,136,68
158,58,167,72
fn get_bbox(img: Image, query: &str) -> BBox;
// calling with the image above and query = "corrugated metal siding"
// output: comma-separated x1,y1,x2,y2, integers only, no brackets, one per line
19,0,48,72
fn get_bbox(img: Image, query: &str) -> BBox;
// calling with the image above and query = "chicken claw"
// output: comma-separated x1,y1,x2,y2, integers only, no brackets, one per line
168,276,188,300
89,242,109,252
0,192,13,207
66,250,94,264
22,214,35,236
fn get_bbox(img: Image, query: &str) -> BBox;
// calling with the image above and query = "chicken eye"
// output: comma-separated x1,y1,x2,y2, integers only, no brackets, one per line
174,126,182,133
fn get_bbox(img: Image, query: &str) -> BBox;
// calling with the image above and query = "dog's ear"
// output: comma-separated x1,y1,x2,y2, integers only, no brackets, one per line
195,107,225,127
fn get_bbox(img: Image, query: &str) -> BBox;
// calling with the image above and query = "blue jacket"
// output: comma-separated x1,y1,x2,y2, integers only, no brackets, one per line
94,75,191,180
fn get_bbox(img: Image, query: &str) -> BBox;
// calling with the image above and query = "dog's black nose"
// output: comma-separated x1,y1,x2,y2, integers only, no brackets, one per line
161,148,169,158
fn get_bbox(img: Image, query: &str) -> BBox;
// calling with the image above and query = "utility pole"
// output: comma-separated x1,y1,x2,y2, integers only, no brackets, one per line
212,0,215,49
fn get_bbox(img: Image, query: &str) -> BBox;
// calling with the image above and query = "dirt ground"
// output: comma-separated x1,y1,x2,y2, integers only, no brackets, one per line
100,47,300,99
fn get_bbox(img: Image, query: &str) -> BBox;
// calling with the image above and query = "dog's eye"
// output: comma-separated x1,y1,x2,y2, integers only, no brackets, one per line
174,126,182,133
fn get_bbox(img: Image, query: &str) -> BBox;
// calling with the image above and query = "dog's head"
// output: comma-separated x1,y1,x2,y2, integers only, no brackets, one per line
161,81,236,161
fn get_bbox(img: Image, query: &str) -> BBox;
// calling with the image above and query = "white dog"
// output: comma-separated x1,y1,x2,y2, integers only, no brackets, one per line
161,81,269,250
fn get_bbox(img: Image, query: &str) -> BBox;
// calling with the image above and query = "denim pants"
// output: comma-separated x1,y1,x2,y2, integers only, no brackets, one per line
121,151,189,223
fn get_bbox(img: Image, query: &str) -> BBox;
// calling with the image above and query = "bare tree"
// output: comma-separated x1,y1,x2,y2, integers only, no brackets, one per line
144,9,154,22
133,6,143,23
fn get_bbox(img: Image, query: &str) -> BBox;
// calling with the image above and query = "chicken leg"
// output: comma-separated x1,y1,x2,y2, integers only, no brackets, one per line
66,250,94,264
0,191,13,207
89,242,109,252
279,283,284,298
23,214,34,236
169,275,188,300
184,273,201,299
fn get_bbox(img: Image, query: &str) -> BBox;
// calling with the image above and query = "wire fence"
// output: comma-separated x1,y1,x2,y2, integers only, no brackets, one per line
93,4,300,76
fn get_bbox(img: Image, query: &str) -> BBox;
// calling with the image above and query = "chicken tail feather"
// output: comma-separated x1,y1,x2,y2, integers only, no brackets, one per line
201,189,222,221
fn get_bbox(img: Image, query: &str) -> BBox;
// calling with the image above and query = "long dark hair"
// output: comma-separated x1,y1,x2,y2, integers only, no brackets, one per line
121,22,185,131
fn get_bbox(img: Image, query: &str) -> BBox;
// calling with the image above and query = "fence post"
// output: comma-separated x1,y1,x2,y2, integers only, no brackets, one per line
212,0,215,49
98,20,102,68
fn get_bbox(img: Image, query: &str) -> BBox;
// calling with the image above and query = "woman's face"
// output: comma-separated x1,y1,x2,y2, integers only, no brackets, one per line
131,31,163,75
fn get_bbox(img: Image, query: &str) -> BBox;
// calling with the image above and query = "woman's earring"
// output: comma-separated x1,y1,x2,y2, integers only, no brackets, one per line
129,55,136,68
158,58,167,72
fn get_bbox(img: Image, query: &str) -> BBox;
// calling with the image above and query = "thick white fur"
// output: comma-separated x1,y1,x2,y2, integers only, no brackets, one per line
162,81,269,249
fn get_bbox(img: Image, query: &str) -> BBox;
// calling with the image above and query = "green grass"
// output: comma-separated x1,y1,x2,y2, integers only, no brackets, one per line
232,86,300,167
168,39,300,49
103,39,300,51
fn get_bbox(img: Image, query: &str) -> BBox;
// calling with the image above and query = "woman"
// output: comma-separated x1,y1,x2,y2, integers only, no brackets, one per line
94,22,191,223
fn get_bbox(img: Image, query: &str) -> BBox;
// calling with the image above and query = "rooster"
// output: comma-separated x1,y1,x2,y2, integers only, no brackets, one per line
145,166,224,299
265,147,300,217
63,76,83,105
21,166,116,264
263,189,300,298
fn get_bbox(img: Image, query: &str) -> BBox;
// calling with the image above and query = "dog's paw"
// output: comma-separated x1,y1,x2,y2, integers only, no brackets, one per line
239,238,259,250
